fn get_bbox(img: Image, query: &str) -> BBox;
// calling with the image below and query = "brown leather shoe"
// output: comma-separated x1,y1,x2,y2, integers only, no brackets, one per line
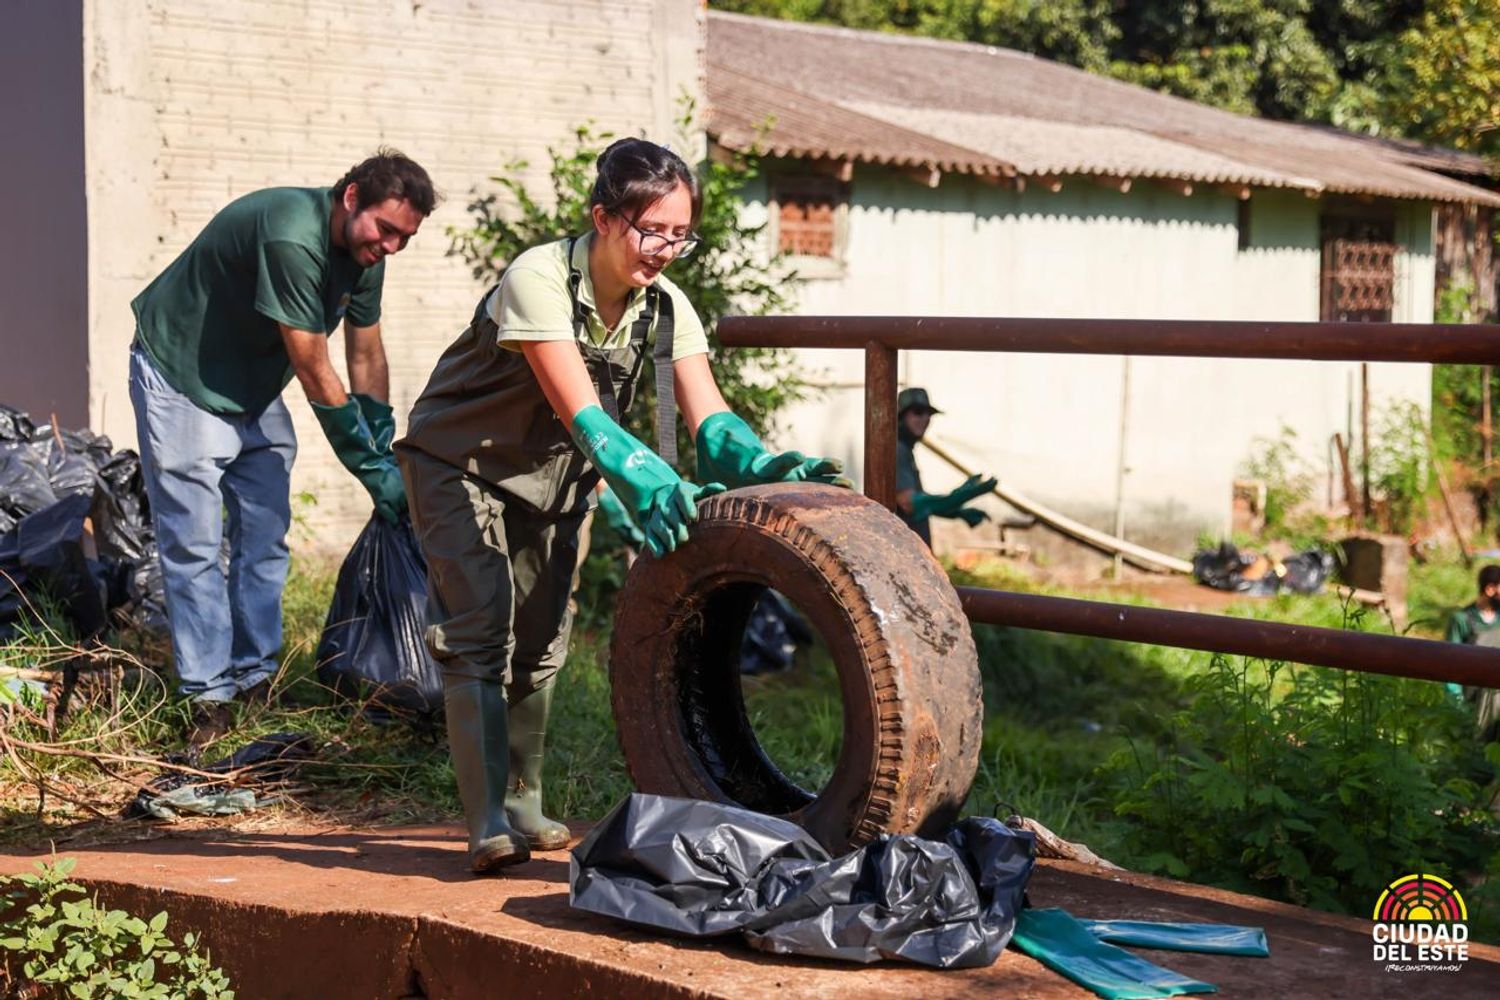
187,700,235,748
239,680,274,708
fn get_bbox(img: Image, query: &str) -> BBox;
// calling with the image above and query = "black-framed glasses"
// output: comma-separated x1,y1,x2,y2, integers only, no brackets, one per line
615,212,701,260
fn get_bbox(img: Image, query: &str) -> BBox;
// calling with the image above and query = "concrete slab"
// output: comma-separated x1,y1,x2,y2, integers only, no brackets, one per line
3,824,1498,998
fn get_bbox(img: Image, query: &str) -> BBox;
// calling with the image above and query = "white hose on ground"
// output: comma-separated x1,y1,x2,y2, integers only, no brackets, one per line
918,434,1386,608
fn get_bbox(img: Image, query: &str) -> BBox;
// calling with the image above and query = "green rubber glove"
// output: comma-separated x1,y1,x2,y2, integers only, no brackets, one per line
310,398,407,523
350,392,397,454
911,473,998,520
695,411,848,490
596,485,646,548
950,506,989,527
571,406,724,557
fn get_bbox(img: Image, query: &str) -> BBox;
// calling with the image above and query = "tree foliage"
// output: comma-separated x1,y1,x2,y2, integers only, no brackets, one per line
711,0,1499,149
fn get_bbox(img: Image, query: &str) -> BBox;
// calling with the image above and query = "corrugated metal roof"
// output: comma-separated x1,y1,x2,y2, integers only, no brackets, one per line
707,11,1500,207
711,67,1012,177
846,104,1311,188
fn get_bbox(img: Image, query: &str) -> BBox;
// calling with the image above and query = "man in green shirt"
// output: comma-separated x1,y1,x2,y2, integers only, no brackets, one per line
128,149,435,744
1446,565,1500,647
1445,565,1500,740
894,387,996,547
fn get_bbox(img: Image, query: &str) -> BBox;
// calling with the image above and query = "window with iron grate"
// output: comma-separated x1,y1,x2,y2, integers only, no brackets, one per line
1320,208,1398,323
772,176,846,263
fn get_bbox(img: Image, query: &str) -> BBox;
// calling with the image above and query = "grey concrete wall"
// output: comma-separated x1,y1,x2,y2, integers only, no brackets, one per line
0,0,88,426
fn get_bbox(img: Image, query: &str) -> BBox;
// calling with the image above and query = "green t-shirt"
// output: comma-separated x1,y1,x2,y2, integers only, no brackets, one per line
1446,603,1500,646
131,186,384,415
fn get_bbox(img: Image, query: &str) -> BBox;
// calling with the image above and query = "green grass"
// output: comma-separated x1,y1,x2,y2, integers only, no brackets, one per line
2,546,1494,940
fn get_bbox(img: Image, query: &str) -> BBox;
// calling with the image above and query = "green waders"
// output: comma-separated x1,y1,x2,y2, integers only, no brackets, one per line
397,239,673,873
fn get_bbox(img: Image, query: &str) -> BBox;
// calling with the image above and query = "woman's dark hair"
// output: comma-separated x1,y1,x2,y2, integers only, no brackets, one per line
1480,564,1500,591
590,138,701,226
333,147,439,216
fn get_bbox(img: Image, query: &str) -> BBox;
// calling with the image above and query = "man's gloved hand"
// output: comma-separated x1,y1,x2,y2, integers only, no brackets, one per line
695,412,849,489
952,507,990,528
311,398,407,523
571,406,724,557
596,484,646,548
909,474,998,521
350,392,397,453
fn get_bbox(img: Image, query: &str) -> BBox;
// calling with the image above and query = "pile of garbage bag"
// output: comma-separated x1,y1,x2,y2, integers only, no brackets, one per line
570,794,1271,995
0,403,163,640
1191,541,1333,597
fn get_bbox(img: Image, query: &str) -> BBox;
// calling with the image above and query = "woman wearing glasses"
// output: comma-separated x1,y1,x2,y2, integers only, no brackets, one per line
395,138,843,874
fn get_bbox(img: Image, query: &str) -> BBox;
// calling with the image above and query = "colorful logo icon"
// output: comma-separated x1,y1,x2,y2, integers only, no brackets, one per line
1372,874,1468,924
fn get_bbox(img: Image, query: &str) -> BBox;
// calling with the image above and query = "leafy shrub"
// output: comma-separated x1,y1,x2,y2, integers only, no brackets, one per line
1238,426,1317,535
1101,650,1499,933
0,858,232,998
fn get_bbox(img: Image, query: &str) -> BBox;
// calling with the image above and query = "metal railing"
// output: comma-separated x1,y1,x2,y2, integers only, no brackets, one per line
718,316,1500,685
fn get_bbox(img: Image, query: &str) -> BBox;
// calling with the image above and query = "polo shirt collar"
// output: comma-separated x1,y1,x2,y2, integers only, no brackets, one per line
569,232,641,324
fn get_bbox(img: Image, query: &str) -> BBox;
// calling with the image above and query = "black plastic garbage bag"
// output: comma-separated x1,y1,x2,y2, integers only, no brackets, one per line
1192,541,1332,597
316,514,443,719
0,405,36,443
0,403,160,638
123,731,316,820
1280,549,1333,595
0,493,108,639
570,794,1036,969
740,588,815,675
0,442,59,525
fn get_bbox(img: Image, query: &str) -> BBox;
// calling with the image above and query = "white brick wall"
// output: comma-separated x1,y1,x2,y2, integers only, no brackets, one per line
84,0,704,553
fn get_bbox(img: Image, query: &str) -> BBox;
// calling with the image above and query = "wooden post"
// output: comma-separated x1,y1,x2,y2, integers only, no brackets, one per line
1361,363,1371,527
1334,433,1357,522
1483,365,1493,471
864,343,898,511
1428,426,1474,567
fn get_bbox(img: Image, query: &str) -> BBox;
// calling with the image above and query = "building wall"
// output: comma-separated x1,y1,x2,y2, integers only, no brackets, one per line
746,170,1436,558
82,0,703,551
0,0,89,427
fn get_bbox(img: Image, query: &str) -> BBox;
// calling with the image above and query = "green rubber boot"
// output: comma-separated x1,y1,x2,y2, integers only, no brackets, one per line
444,677,530,873
505,680,573,850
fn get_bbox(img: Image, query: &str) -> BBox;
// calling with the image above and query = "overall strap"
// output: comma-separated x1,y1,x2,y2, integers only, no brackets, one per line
564,235,678,465
651,292,677,466
565,237,623,422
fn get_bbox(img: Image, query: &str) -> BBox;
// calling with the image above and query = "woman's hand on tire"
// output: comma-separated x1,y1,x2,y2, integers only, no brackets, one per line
641,481,726,557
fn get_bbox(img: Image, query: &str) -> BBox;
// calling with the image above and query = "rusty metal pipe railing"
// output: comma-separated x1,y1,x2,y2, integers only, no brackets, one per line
719,316,1500,364
958,588,1498,686
719,314,1500,686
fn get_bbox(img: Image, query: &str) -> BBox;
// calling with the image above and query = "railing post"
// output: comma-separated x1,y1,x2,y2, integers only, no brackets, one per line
864,342,897,510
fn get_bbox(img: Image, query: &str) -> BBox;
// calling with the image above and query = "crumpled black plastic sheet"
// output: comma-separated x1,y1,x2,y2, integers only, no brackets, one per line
316,514,444,720
569,794,1036,969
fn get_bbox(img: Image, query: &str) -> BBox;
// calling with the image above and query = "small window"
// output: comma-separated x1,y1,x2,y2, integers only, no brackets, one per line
1236,198,1251,251
1320,208,1398,323
772,176,847,261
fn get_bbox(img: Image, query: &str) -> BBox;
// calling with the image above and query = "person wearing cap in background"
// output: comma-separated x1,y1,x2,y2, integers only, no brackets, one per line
895,387,997,547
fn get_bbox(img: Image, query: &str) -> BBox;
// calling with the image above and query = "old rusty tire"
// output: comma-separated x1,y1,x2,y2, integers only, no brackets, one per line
609,483,983,852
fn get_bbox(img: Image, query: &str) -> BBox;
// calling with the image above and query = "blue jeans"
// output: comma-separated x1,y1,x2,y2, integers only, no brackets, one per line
128,345,296,702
